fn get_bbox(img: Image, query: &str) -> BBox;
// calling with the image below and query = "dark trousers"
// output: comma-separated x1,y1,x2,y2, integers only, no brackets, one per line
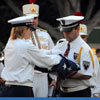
0,84,34,97
59,87,91,97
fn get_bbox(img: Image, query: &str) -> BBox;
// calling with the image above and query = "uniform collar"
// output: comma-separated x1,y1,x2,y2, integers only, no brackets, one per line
32,28,40,33
69,35,81,47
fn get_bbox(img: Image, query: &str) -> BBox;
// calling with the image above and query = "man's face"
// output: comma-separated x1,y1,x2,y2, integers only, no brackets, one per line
32,17,38,28
80,35,87,42
63,26,79,42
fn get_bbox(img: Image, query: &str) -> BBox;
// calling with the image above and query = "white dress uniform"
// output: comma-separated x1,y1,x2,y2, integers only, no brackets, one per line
1,39,61,87
79,23,100,97
91,56,100,97
32,28,55,97
53,36,99,93
22,3,55,97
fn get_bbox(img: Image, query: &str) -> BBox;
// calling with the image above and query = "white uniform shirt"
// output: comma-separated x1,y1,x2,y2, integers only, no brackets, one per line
32,28,54,49
1,39,61,87
32,28,54,74
53,36,98,92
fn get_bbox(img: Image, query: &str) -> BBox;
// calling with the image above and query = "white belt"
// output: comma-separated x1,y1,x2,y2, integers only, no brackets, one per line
60,85,88,93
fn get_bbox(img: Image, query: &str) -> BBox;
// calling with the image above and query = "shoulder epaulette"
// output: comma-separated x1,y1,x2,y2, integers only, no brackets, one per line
37,27,47,32
56,38,66,45
58,39,66,43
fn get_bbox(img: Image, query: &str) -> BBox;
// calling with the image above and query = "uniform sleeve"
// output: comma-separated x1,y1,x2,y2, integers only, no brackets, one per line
78,49,94,76
47,33,55,50
26,43,61,68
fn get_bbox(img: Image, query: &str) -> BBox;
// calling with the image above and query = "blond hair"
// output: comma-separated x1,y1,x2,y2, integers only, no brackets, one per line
10,26,28,40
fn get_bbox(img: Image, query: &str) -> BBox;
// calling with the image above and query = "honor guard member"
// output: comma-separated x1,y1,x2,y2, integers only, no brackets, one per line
54,15,99,97
90,49,100,97
79,24,100,97
79,24,88,42
93,49,100,97
22,4,55,97
0,15,68,97
90,56,100,97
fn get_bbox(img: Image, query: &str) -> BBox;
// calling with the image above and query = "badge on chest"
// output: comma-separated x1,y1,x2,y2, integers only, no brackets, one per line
73,52,78,60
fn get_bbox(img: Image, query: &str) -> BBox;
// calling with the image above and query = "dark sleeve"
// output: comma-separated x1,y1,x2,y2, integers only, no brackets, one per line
48,74,53,84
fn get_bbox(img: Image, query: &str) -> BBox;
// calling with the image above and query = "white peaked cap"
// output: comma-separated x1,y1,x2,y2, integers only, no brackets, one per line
8,14,38,24
79,24,87,35
22,4,39,16
56,15,84,25
56,15,84,32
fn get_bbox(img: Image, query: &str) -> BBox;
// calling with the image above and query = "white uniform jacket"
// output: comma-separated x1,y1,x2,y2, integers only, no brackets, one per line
1,39,61,87
32,28,54,73
53,36,99,92
32,28,54,50
31,28,55,97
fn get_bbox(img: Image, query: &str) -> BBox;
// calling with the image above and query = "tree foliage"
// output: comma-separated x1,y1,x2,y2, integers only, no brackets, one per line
0,0,100,45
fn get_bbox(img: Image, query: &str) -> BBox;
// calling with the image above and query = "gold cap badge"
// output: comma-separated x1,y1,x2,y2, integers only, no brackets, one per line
80,26,84,32
30,7,36,13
